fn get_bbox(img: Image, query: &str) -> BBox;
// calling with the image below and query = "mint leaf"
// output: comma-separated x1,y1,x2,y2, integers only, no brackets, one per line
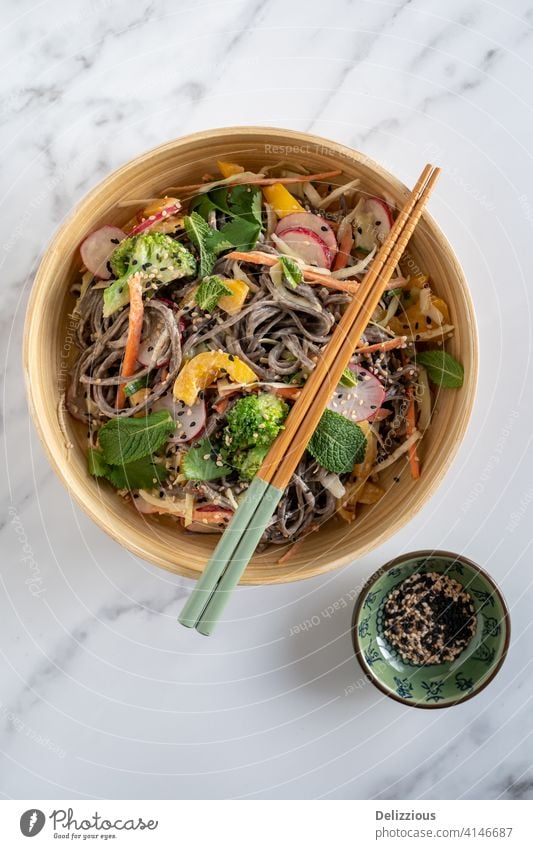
99,411,175,465
339,367,358,388
106,456,168,489
184,212,232,276
278,256,303,288
195,276,232,312
88,449,168,490
307,409,367,473
88,448,109,477
416,350,464,389
182,438,231,481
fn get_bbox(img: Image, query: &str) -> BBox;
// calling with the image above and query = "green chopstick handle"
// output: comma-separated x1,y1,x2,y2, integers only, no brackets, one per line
195,482,284,636
178,476,273,628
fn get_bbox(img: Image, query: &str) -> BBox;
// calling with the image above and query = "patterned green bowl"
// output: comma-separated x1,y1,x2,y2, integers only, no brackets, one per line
352,550,510,708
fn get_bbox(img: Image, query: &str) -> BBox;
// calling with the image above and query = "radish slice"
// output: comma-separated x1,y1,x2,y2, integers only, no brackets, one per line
354,197,392,250
129,202,181,236
276,213,337,255
328,367,386,422
79,226,126,279
365,196,393,229
151,394,206,443
277,227,333,268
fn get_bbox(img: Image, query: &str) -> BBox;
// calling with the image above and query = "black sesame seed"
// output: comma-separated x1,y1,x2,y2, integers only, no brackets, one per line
110,238,120,244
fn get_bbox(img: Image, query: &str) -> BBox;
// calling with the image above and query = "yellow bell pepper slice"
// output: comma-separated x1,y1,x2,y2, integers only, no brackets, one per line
263,183,305,218
217,161,245,178
218,279,250,314
173,352,257,406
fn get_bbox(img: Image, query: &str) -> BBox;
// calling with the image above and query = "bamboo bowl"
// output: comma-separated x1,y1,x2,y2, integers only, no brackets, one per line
24,127,478,584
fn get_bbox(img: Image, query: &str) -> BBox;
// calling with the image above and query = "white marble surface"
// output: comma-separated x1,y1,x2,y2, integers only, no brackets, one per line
2,0,533,800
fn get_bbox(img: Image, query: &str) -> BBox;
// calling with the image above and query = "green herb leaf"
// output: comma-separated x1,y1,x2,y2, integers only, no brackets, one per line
339,367,358,388
184,212,233,276
88,448,109,477
307,409,367,473
189,186,263,254
226,184,263,225
87,449,168,490
106,456,168,490
416,350,464,389
182,438,231,481
218,217,261,252
278,255,303,288
99,411,175,465
195,276,232,312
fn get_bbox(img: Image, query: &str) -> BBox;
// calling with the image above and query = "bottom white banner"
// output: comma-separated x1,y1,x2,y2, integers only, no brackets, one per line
0,799,530,847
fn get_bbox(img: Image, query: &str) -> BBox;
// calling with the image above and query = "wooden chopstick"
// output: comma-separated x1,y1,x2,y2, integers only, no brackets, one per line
180,165,439,634
193,167,440,635
256,164,435,486
270,168,440,490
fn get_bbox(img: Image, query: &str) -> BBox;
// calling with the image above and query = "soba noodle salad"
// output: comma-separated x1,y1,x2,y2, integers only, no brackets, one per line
67,159,464,553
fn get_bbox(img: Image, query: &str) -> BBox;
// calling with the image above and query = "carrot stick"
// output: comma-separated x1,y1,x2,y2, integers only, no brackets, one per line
226,250,360,294
332,224,354,271
355,337,407,355
169,170,342,193
116,275,144,409
406,386,420,480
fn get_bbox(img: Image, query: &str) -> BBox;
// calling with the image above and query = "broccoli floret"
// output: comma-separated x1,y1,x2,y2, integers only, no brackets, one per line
229,445,269,482
103,232,196,317
225,393,289,451
222,393,289,482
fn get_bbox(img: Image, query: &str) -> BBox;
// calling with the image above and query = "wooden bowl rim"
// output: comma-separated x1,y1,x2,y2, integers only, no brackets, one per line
23,127,479,584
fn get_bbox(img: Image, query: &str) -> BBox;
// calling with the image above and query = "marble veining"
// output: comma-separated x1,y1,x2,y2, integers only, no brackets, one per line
1,0,533,800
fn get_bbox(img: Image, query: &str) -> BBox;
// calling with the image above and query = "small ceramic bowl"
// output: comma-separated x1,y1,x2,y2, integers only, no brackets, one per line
352,550,510,708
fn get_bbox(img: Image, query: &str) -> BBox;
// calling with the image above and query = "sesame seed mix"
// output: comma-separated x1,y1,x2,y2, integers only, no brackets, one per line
382,572,476,665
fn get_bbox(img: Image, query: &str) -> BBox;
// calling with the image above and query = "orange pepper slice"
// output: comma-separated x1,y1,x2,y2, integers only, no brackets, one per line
217,161,245,178
388,296,450,337
173,352,257,406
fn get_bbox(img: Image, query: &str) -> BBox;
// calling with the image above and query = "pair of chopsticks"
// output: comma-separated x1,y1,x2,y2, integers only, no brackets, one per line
179,164,441,635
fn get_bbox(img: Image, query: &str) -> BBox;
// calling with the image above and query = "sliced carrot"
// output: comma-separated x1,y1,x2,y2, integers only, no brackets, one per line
212,398,230,415
116,275,144,409
332,224,354,271
270,385,302,401
226,250,361,294
355,337,407,355
406,386,420,480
